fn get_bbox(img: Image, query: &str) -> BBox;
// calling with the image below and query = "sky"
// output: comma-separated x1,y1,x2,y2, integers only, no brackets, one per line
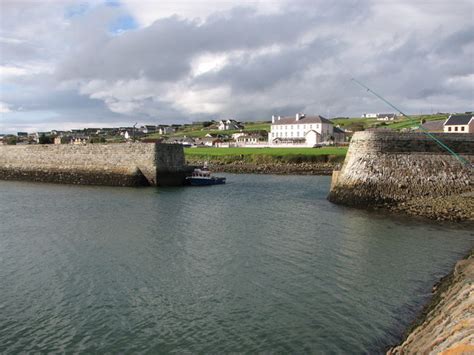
0,0,473,133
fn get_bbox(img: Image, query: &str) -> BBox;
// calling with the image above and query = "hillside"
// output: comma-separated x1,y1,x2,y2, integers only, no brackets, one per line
142,114,450,141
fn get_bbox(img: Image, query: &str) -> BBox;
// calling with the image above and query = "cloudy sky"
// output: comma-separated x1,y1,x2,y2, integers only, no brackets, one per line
0,0,473,133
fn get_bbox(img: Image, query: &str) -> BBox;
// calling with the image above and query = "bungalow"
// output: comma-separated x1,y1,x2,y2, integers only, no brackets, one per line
195,137,223,147
158,126,174,135
123,130,145,140
218,119,244,131
165,136,195,147
376,113,396,121
443,113,474,133
140,125,157,134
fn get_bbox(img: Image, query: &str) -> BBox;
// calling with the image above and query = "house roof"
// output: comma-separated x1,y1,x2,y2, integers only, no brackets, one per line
419,119,445,131
333,127,345,134
377,113,396,118
272,115,332,125
444,114,473,126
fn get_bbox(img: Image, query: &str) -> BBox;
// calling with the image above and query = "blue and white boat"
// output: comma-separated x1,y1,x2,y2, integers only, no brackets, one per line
186,167,226,186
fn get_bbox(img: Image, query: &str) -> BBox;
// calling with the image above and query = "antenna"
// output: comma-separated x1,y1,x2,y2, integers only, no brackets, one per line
351,78,471,169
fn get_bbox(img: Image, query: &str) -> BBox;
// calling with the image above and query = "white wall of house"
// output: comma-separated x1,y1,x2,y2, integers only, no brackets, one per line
305,130,322,146
443,118,474,133
269,121,333,142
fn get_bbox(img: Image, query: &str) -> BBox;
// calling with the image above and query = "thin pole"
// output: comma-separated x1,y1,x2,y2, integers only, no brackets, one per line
351,78,471,169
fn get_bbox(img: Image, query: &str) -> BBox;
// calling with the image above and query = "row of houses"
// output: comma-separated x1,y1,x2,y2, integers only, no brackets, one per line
361,113,398,121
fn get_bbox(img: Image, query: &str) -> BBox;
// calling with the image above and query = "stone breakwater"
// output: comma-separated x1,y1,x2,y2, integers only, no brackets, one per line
388,250,474,354
328,132,474,220
0,143,192,186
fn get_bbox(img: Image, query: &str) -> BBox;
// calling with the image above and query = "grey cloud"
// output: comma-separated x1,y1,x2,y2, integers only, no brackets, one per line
194,38,343,93
57,6,320,82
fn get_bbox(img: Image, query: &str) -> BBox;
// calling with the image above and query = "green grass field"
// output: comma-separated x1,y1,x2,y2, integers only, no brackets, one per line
185,147,348,164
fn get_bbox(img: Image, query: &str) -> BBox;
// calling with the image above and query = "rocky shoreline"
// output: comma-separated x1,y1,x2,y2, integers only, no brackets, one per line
387,192,474,222
388,250,474,354
187,159,339,175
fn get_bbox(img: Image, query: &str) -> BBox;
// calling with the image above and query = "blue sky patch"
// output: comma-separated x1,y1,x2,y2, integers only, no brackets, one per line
109,15,138,34
64,3,90,18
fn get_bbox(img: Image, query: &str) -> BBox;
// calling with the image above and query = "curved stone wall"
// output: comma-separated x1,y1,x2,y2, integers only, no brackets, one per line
328,132,474,206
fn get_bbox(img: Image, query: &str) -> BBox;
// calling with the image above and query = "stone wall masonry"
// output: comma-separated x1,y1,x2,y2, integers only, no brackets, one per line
0,143,189,187
328,132,474,206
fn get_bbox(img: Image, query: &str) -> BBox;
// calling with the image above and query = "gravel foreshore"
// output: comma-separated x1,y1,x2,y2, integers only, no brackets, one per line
388,192,474,222
188,160,339,175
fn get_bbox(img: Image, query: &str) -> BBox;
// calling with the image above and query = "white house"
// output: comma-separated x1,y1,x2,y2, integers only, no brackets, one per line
157,126,173,135
269,113,344,147
376,113,396,121
361,113,378,118
218,119,243,131
443,113,474,133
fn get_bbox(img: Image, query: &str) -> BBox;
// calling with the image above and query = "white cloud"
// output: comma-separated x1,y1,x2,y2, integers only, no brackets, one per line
0,102,12,113
120,0,284,27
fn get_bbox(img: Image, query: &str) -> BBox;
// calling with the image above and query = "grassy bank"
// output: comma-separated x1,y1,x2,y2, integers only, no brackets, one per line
184,147,348,164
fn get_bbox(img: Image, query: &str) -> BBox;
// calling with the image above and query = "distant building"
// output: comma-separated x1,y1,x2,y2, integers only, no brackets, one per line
376,113,396,121
218,119,244,131
140,125,157,134
443,114,474,133
269,113,345,147
158,126,173,135
361,113,397,121
361,113,378,118
418,120,445,132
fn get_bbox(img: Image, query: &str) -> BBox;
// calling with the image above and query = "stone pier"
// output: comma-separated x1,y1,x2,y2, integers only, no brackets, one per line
0,143,193,187
328,132,474,206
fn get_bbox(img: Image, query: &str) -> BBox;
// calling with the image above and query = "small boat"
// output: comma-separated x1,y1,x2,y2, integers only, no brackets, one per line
186,166,226,186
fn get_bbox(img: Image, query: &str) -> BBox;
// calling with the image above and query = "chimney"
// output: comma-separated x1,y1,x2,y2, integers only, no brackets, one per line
272,115,275,123
278,116,281,121
295,113,305,121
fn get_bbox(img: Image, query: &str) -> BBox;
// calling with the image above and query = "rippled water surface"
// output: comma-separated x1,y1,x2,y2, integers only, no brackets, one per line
1,175,472,353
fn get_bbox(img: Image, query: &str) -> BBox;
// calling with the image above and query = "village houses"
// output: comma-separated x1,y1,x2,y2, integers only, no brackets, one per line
218,119,244,131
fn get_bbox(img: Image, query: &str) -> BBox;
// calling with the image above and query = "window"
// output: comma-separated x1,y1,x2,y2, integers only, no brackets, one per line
455,127,458,131
461,126,465,131
448,127,451,131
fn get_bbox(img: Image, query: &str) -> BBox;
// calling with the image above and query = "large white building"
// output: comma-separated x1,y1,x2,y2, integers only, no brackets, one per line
269,113,344,146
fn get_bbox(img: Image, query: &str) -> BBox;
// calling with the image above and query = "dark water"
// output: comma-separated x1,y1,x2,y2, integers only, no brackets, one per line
0,175,472,353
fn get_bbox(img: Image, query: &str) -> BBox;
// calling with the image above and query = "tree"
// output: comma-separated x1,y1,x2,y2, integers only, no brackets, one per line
5,136,17,145
38,134,52,144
